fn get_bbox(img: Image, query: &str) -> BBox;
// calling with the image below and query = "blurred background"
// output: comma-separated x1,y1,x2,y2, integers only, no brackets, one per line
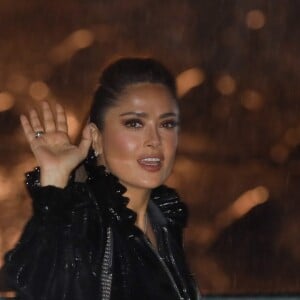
0,0,300,297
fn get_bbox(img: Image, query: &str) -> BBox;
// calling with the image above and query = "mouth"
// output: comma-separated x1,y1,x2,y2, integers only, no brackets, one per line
139,157,161,165
137,156,163,172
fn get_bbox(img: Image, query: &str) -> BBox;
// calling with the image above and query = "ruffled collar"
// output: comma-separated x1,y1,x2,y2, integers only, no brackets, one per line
86,165,137,228
86,165,188,230
25,164,187,230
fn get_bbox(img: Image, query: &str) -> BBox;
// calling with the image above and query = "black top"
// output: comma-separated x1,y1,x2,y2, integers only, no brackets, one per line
4,166,200,300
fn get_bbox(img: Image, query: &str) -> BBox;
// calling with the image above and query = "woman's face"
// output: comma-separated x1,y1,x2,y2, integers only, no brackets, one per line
94,82,179,193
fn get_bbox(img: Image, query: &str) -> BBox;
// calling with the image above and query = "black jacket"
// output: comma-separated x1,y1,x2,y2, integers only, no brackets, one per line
4,165,200,300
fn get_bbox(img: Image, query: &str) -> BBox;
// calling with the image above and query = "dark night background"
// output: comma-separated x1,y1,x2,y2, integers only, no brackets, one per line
0,0,300,297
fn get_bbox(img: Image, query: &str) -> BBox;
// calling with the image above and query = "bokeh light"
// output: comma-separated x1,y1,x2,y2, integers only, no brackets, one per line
69,29,95,49
246,9,266,30
1,0,300,296
177,67,205,97
0,91,15,112
49,29,95,64
215,186,269,229
66,111,81,141
241,89,264,111
215,74,236,95
28,81,50,101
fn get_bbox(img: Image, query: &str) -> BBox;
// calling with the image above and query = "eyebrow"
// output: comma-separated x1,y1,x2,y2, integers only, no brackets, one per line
119,112,178,119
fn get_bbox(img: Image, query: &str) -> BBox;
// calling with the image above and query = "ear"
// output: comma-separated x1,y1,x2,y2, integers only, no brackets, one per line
89,123,103,156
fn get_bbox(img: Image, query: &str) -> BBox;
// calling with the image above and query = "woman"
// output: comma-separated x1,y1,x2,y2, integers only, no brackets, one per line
4,58,200,299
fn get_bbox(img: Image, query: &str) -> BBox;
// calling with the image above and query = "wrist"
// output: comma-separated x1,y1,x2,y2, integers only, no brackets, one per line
40,167,71,188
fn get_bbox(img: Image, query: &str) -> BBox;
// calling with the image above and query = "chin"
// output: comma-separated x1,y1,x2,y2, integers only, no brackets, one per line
120,175,168,191
110,162,172,191
134,174,169,189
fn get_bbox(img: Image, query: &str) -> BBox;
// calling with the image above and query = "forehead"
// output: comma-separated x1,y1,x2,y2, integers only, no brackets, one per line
113,82,178,114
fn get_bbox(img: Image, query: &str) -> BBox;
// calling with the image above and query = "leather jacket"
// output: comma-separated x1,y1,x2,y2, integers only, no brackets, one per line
4,165,200,300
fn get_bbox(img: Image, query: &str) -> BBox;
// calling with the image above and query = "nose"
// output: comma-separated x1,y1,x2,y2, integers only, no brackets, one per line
145,125,161,148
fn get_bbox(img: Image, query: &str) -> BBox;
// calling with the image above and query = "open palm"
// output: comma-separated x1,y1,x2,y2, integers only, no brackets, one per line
21,102,92,187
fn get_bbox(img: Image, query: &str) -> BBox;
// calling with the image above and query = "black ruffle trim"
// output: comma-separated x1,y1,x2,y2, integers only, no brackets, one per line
87,165,137,228
25,165,187,229
151,186,188,228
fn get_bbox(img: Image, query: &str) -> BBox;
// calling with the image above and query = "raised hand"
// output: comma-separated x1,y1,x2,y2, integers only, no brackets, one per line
21,101,92,187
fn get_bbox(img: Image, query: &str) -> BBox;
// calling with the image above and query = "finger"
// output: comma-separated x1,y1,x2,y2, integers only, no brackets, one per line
29,109,44,132
20,114,35,143
42,102,56,133
78,125,92,159
56,103,68,133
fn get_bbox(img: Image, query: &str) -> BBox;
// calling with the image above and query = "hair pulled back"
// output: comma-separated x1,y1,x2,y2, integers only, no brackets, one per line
90,57,177,130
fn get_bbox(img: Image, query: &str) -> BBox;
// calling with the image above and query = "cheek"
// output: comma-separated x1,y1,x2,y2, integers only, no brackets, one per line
164,133,178,157
103,130,139,158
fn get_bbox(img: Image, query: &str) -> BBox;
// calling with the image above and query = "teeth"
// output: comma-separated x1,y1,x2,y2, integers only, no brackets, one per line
141,157,161,162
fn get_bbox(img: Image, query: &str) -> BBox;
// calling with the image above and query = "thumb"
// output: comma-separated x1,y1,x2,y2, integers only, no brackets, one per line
78,124,92,158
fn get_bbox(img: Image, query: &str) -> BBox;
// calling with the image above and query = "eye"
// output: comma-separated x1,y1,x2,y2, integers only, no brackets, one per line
124,119,143,128
160,119,180,129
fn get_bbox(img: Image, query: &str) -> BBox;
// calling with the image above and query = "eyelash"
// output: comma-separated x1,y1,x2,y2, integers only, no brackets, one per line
160,120,179,129
124,119,143,128
123,119,179,129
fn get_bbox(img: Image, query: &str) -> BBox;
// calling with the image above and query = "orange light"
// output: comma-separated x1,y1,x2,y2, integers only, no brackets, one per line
69,29,95,49
216,74,236,95
0,92,15,111
241,89,264,111
215,186,269,229
66,111,81,142
230,186,269,217
246,9,266,30
49,29,94,64
176,68,205,97
29,81,49,101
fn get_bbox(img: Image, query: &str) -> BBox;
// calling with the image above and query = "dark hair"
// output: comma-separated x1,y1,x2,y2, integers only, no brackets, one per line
89,57,177,129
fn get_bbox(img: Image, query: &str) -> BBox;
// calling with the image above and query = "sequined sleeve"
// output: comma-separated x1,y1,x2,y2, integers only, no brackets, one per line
3,168,103,300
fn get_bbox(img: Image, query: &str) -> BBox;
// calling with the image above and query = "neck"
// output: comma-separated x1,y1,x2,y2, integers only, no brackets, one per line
124,186,151,232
